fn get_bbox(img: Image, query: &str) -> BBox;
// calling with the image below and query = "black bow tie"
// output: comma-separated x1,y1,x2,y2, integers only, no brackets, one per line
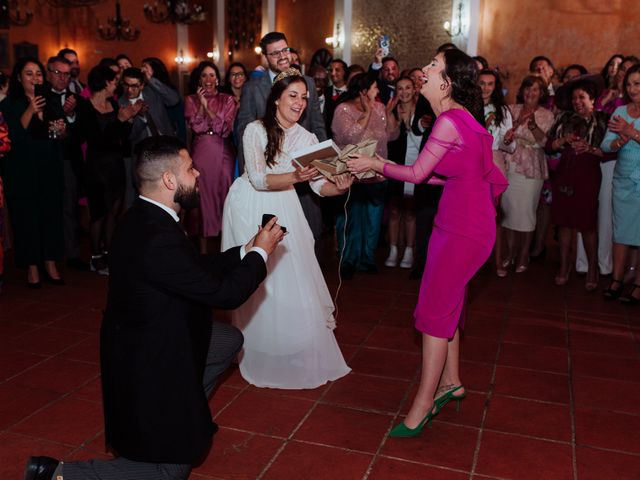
50,91,66,98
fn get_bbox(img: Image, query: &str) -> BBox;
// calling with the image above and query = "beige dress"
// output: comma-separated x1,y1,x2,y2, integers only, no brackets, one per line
501,105,555,232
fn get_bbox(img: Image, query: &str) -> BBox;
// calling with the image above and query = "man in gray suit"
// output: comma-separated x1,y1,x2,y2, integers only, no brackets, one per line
235,32,327,257
119,67,180,206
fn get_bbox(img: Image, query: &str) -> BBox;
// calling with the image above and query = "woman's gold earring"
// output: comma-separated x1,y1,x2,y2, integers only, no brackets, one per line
440,83,447,91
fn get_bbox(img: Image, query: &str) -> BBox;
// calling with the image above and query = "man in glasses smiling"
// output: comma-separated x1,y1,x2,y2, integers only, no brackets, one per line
45,55,90,271
235,31,327,258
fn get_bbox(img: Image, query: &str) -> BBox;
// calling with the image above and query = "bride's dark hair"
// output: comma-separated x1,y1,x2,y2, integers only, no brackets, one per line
262,74,308,167
441,49,484,125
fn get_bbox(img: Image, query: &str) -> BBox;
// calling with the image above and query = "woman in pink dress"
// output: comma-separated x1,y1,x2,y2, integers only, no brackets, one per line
185,61,237,253
348,49,507,437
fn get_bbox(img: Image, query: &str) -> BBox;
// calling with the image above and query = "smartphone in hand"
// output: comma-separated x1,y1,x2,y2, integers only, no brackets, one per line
34,83,47,99
378,34,390,57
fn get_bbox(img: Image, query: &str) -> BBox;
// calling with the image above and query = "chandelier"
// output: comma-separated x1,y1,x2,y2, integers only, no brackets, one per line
143,0,205,24
4,0,34,26
97,0,140,41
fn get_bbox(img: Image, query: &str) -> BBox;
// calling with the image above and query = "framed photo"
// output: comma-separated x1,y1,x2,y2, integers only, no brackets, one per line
13,41,38,62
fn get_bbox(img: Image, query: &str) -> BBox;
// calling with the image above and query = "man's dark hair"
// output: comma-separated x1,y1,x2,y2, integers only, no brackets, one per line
47,56,71,68
123,67,145,82
330,59,348,72
382,56,399,67
98,57,118,70
135,136,188,189
259,32,288,52
57,48,78,58
529,55,554,73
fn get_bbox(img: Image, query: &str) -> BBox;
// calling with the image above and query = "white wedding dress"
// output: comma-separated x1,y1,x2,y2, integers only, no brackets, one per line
221,120,350,389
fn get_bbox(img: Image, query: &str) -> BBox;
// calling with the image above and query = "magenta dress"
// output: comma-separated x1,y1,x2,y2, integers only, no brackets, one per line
184,92,237,236
384,109,508,338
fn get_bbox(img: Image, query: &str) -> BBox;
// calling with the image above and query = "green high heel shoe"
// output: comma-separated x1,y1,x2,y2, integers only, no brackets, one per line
435,385,466,412
389,403,440,438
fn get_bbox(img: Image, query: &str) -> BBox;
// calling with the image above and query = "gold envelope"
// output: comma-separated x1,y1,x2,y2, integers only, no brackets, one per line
311,139,379,182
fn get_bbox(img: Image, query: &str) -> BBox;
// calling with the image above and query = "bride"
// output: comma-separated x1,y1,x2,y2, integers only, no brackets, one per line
221,68,352,389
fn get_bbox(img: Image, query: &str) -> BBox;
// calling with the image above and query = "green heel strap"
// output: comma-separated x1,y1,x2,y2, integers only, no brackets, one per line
389,403,440,438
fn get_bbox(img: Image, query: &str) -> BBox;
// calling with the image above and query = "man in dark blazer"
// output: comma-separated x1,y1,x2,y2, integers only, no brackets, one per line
234,31,326,258
24,136,284,480
119,67,180,206
44,55,89,270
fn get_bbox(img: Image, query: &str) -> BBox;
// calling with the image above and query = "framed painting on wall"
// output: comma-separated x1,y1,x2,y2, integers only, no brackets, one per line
14,41,38,62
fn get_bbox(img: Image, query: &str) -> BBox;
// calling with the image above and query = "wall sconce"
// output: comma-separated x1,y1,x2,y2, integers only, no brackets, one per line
206,50,220,62
444,1,465,37
254,46,262,55
174,49,193,64
325,22,344,49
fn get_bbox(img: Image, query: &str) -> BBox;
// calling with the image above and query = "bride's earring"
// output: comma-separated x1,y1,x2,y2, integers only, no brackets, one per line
440,83,448,91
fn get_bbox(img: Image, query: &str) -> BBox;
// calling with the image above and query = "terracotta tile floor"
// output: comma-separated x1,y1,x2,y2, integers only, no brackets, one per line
1,242,639,480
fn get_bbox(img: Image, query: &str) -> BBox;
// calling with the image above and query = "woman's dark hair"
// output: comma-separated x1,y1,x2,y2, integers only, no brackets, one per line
223,62,248,87
142,57,175,89
115,54,132,65
188,61,221,95
479,69,506,127
569,78,598,101
442,48,484,125
262,74,308,167
335,72,377,107
346,64,365,79
473,55,489,70
310,48,333,70
98,57,118,70
600,54,624,87
8,57,45,99
0,71,8,90
88,65,118,93
561,64,587,83
436,43,458,53
623,64,640,102
515,75,549,105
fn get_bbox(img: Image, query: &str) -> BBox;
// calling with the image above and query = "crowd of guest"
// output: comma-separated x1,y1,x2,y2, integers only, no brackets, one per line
0,40,639,305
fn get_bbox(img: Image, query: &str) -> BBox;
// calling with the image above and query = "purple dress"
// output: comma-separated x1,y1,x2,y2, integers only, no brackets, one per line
185,92,237,237
383,109,508,338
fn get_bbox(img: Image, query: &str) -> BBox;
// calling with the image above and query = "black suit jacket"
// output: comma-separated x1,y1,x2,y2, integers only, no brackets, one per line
101,199,266,464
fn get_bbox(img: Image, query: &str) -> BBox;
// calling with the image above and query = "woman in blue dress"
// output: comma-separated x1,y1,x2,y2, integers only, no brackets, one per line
601,64,640,304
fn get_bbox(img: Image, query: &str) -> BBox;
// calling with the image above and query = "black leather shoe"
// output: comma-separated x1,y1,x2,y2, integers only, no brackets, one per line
24,456,59,480
26,281,42,290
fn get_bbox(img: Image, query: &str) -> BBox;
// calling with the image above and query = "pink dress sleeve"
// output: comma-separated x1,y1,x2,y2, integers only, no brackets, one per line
331,104,366,147
208,94,237,138
184,95,212,135
383,114,459,183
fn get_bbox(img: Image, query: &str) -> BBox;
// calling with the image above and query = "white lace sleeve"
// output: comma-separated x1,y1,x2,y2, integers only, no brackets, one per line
242,121,270,190
304,133,328,196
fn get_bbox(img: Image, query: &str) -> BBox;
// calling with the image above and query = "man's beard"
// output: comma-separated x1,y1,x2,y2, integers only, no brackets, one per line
174,183,200,210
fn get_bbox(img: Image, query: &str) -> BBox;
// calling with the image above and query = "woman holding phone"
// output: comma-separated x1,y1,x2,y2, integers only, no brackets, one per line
0,57,65,288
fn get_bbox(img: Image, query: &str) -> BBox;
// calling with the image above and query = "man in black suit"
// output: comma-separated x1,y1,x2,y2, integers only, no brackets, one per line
45,55,88,271
24,136,284,480
368,49,400,105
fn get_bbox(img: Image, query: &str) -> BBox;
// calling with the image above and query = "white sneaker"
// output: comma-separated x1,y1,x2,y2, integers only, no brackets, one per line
385,245,398,267
400,247,414,269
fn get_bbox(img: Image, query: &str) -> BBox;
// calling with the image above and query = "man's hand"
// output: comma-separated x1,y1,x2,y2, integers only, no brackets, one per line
251,216,285,256
374,48,384,65
63,95,77,116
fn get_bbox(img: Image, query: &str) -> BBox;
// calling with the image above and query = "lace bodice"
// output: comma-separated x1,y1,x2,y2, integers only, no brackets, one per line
242,120,327,194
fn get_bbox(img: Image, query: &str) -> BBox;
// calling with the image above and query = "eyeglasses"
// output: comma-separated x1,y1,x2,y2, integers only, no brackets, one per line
265,47,291,58
123,83,142,89
48,69,71,78
230,72,246,78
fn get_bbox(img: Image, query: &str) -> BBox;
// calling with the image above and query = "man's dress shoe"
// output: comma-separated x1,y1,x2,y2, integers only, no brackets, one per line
24,456,59,480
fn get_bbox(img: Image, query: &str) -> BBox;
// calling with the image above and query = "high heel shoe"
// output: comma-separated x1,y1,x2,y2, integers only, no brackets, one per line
42,270,65,286
554,266,572,286
620,284,640,306
435,385,466,412
529,246,547,262
389,403,440,438
603,278,624,300
585,272,599,292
